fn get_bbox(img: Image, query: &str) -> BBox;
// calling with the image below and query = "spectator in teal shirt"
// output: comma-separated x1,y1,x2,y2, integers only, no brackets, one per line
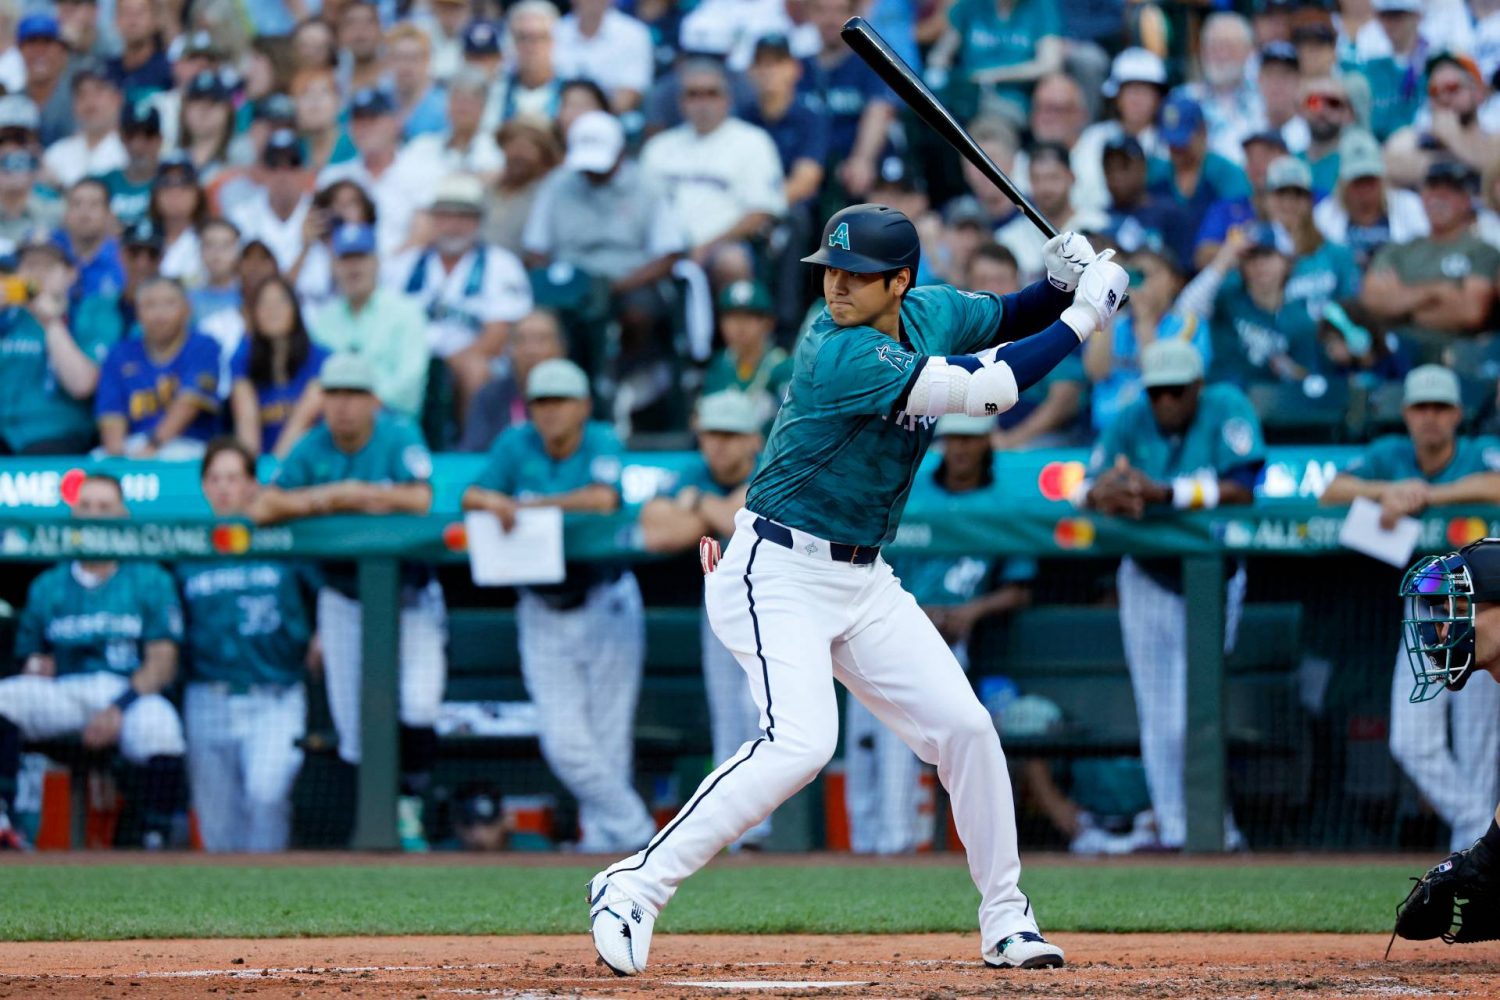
1148,93,1252,226
1262,155,1361,338
930,0,1063,124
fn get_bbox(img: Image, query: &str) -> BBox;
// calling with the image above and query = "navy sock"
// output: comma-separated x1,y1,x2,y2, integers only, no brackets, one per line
399,725,437,797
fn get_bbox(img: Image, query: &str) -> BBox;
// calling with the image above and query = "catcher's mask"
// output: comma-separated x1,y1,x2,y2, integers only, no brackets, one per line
1400,552,1477,703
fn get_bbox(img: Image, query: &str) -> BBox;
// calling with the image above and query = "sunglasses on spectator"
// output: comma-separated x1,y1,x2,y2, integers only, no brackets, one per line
1429,81,1469,99
124,245,162,258
1304,93,1346,113
512,31,548,42
1147,384,1190,400
683,87,726,99
156,174,194,188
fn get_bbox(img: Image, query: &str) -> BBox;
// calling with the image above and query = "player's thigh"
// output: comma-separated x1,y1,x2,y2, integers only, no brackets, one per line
119,694,186,762
1388,643,1446,758
398,585,447,726
516,599,589,712
241,686,307,803
0,673,124,738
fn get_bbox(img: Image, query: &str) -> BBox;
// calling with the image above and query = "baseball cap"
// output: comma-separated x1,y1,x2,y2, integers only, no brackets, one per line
1157,93,1205,149
1338,129,1384,182
1403,364,1462,407
331,223,376,257
122,217,163,251
753,32,794,60
1259,41,1299,68
119,101,162,135
155,152,198,183
255,93,297,125
526,358,591,401
1102,47,1166,98
1241,129,1289,153
718,279,773,316
16,14,59,44
321,352,378,393
179,30,220,59
349,87,395,118
431,173,485,214
564,111,625,174
462,20,502,57
185,69,230,102
0,95,38,132
1140,339,1204,388
695,391,762,435
1102,134,1146,161
942,193,990,227
1426,51,1484,90
1292,23,1337,46
71,58,114,90
1425,159,1479,191
1372,0,1421,12
0,150,36,174
1266,154,1313,192
1241,222,1284,254
935,413,996,437
262,128,305,168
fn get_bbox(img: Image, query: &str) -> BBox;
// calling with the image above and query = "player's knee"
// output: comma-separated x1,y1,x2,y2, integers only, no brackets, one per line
119,697,187,763
945,703,999,748
782,727,838,782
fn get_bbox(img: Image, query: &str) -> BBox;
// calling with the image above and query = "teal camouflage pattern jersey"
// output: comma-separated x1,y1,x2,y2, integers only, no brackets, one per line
16,562,183,677
1341,435,1500,485
746,285,1006,548
1088,383,1267,483
175,561,316,687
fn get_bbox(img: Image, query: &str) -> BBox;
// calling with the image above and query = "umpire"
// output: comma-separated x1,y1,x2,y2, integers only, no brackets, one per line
462,358,656,853
250,353,448,851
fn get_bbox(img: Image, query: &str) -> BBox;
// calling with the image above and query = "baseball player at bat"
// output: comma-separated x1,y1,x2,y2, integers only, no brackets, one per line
587,202,1129,975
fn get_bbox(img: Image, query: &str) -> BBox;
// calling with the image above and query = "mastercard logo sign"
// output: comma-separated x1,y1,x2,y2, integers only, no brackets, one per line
1053,517,1095,549
59,468,86,507
211,523,251,554
1038,461,1086,502
1448,517,1489,548
442,522,468,552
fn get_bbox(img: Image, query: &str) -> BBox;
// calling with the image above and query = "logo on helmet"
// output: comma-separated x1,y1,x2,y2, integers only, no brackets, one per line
828,222,851,251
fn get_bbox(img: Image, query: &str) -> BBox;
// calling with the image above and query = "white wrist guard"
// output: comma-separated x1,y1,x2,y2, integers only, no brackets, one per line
1171,473,1221,511
902,356,1019,418
1059,304,1099,341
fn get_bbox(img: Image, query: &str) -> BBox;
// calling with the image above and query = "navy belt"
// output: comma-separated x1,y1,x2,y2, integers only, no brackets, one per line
752,516,879,565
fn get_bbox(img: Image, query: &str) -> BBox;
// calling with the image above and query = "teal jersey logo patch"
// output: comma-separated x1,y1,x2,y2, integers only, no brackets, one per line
828,222,850,251
876,343,915,372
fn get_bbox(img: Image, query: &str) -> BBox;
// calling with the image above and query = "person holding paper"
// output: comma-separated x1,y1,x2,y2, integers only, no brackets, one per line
1321,363,1500,851
461,358,656,854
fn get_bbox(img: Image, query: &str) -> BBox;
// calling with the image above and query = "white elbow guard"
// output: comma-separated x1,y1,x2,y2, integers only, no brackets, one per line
963,361,1018,417
903,357,1019,418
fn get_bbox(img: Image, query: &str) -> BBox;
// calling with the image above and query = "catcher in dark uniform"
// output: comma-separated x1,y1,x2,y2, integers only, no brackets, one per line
1391,539,1500,952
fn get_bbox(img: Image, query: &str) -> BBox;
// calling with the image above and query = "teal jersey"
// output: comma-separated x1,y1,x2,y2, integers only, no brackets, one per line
175,560,315,687
1088,383,1266,484
948,0,1060,116
888,472,1036,605
97,169,154,227
273,412,434,490
0,305,117,451
1146,152,1252,207
1207,269,1324,386
1342,435,1500,484
473,421,623,498
1353,57,1424,141
746,284,1008,548
1285,242,1360,328
16,562,182,678
671,455,754,498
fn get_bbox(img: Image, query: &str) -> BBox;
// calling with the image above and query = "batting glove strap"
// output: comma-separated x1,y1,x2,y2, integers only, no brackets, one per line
1042,232,1095,293
1071,254,1128,328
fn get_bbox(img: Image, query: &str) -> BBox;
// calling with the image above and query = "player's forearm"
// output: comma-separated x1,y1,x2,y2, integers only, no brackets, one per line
44,318,99,398
152,396,210,446
134,640,178,694
1428,474,1500,507
346,482,432,515
639,498,707,552
273,388,323,460
849,102,895,166
521,483,619,515
784,161,824,206
1319,474,1388,506
97,417,127,455
247,487,320,524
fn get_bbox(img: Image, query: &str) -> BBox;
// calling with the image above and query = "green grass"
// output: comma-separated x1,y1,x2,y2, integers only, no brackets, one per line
0,863,1414,941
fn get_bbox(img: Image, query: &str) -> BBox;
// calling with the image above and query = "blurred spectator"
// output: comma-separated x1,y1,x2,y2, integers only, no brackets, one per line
95,276,221,459
292,177,376,313
345,86,442,257
1206,222,1328,387
1360,161,1500,364
451,783,510,851
964,241,1019,297
387,172,533,416
0,241,112,455
1102,135,1194,272
1073,47,1167,216
678,0,814,72
178,438,313,853
1150,93,1252,238
554,0,653,113
1293,22,1338,81
744,34,828,213
0,149,59,256
1019,72,1089,182
460,19,503,84
1180,12,1263,162
19,13,75,147
1080,339,1263,851
484,117,562,255
1263,156,1360,326
107,0,172,104
461,358,656,854
997,143,1095,283
1385,53,1500,191
405,66,504,185
557,79,610,136
292,16,339,77
176,69,235,183
641,58,785,286
1192,130,1282,271
0,474,187,851
802,0,896,200
388,23,447,141
231,276,329,460
416,0,469,83
485,0,564,128
293,70,359,176
1356,0,1432,140
43,61,124,189
931,195,990,286
1481,161,1500,250
1301,75,1363,199
239,239,280,293
458,307,567,453
957,116,1020,228
1256,41,1309,155
188,218,243,355
98,102,162,228
56,0,105,63
309,222,429,419
55,178,124,305
702,280,789,433
152,156,209,285
929,0,1063,126
1314,129,1429,270
0,93,39,155
338,0,386,95
0,0,23,94
218,94,296,200
227,130,310,273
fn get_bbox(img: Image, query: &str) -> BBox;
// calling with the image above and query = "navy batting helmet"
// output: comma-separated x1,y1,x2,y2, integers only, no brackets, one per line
801,203,921,276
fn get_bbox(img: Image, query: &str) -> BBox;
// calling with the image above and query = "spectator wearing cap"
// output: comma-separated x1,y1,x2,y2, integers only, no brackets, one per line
291,17,338,78
458,307,567,452
107,0,172,104
553,0,653,114
743,34,829,213
1300,75,1367,199
151,156,209,284
415,0,471,84
1149,92,1253,229
0,148,59,256
387,24,448,142
75,216,163,343
405,67,504,186
1073,47,1167,217
309,222,430,419
42,63,125,189
227,130,311,274
1176,13,1264,162
484,117,563,255
0,240,115,455
55,0,105,62
1361,161,1500,363
484,1,564,129
54,178,123,306
289,177,377,312
677,0,814,73
556,79,609,137
523,110,686,380
0,94,39,156
0,0,23,96
1314,129,1429,270
96,276,222,459
799,0,896,199
19,13,75,147
386,172,532,418
460,20,503,83
1291,22,1338,80
290,70,358,177
1385,53,1500,191
1262,154,1361,325
642,58,785,286
337,0,386,97
1353,0,1439,141
1256,41,1310,155
1192,130,1283,271
209,93,297,222
1103,134,1194,273
230,275,329,459
702,280,789,433
188,218,243,354
97,102,162,228
176,69,235,183
346,86,444,257
997,143,1101,284
927,0,1063,126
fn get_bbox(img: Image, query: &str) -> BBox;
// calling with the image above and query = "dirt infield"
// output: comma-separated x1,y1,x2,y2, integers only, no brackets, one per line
2,933,1498,999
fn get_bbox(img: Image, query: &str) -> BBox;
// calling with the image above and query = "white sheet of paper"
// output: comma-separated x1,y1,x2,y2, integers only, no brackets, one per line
465,508,566,586
1338,495,1421,568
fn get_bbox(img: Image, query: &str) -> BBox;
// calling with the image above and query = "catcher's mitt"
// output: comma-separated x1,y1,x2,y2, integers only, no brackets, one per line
1389,837,1500,956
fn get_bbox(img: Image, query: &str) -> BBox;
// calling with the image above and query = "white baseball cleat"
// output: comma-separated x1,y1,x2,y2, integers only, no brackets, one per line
983,931,1065,969
586,872,655,976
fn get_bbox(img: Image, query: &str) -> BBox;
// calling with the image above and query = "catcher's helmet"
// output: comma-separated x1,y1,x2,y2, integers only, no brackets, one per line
801,203,921,277
1400,539,1500,702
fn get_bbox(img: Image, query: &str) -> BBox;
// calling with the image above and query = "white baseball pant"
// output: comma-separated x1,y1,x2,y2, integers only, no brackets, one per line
1388,642,1500,851
1117,556,1245,849
517,573,656,853
844,695,924,854
317,582,448,765
184,682,306,852
607,510,1039,947
699,606,771,846
0,672,186,760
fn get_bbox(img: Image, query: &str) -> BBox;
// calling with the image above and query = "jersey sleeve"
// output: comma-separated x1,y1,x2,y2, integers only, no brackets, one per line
1087,405,1134,477
271,435,317,489
93,344,127,420
946,287,1007,355
177,337,220,407
1212,390,1267,475
137,565,184,644
473,427,521,494
811,327,923,417
1343,437,1401,480
585,425,624,491
229,338,251,383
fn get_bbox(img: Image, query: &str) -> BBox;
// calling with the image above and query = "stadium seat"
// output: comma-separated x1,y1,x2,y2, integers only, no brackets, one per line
1245,380,1353,444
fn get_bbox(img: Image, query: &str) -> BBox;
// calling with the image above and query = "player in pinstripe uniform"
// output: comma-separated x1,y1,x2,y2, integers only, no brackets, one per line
639,390,770,849
0,474,187,850
463,358,656,853
249,353,447,851
1077,339,1264,850
178,438,317,852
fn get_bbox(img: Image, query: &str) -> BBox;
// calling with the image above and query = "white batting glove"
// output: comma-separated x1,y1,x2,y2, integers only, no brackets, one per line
1042,231,1096,292
1059,251,1128,341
